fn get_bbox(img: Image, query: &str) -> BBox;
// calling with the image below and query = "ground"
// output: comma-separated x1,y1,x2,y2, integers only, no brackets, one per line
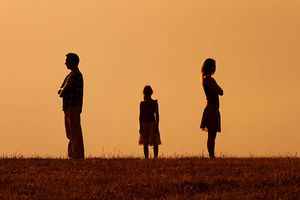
0,157,300,199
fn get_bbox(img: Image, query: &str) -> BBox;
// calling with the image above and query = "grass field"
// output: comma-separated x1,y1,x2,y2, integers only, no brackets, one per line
0,157,300,199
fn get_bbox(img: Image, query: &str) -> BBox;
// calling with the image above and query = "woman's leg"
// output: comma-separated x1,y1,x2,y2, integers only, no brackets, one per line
207,131,217,158
143,144,149,159
154,145,159,158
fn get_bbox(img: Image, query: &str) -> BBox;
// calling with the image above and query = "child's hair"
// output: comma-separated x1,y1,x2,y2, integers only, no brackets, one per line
143,85,153,99
201,58,216,78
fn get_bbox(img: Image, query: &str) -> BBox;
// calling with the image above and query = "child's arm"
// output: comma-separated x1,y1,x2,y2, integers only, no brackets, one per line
155,100,159,129
139,102,143,134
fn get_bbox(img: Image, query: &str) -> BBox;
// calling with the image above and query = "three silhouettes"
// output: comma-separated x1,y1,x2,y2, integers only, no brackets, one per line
58,54,223,159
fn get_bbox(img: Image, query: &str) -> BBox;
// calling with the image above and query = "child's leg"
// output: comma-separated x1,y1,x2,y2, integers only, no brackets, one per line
143,144,149,159
154,145,159,158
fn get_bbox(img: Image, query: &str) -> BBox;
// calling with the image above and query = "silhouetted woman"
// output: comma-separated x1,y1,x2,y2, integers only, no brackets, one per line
200,58,223,158
139,85,161,158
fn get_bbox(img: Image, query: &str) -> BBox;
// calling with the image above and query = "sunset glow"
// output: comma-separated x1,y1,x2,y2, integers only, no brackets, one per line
1,1,300,157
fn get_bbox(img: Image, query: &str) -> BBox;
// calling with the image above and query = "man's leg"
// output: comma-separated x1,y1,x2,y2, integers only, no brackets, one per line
68,107,84,159
65,111,74,158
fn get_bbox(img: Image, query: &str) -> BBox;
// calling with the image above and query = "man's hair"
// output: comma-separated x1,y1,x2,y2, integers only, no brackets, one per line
66,53,80,66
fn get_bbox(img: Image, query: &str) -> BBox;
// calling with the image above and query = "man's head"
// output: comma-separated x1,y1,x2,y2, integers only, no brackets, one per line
65,53,80,70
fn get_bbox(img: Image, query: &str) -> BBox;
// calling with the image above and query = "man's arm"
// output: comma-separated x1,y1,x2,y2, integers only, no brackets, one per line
59,74,75,97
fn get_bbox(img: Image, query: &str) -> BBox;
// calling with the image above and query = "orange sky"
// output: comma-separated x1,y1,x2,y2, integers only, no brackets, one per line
1,1,300,157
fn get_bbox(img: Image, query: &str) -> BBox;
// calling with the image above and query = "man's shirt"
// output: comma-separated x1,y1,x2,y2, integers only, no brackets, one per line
60,69,83,111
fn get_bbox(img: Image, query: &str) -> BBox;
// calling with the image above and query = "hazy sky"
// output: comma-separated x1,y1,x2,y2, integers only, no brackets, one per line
1,1,300,157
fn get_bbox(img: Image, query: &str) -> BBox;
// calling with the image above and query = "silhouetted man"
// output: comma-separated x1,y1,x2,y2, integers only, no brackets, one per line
58,53,84,159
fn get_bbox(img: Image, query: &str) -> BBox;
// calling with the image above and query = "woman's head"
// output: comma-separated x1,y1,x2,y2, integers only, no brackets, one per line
201,58,216,77
143,85,153,100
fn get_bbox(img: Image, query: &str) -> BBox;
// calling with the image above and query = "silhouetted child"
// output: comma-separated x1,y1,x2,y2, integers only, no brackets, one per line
139,85,161,158
200,58,223,158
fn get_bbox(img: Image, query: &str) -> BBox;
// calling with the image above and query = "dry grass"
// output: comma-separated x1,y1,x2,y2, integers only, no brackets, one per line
0,157,300,199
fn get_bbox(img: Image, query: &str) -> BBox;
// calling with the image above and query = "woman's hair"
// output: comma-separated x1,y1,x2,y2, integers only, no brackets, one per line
143,85,153,100
201,58,216,78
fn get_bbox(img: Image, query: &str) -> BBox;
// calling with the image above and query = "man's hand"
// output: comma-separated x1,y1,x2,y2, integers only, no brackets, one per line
58,88,63,95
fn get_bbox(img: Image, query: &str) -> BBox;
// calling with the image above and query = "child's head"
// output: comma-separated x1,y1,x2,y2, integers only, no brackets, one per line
201,58,216,77
143,85,153,100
